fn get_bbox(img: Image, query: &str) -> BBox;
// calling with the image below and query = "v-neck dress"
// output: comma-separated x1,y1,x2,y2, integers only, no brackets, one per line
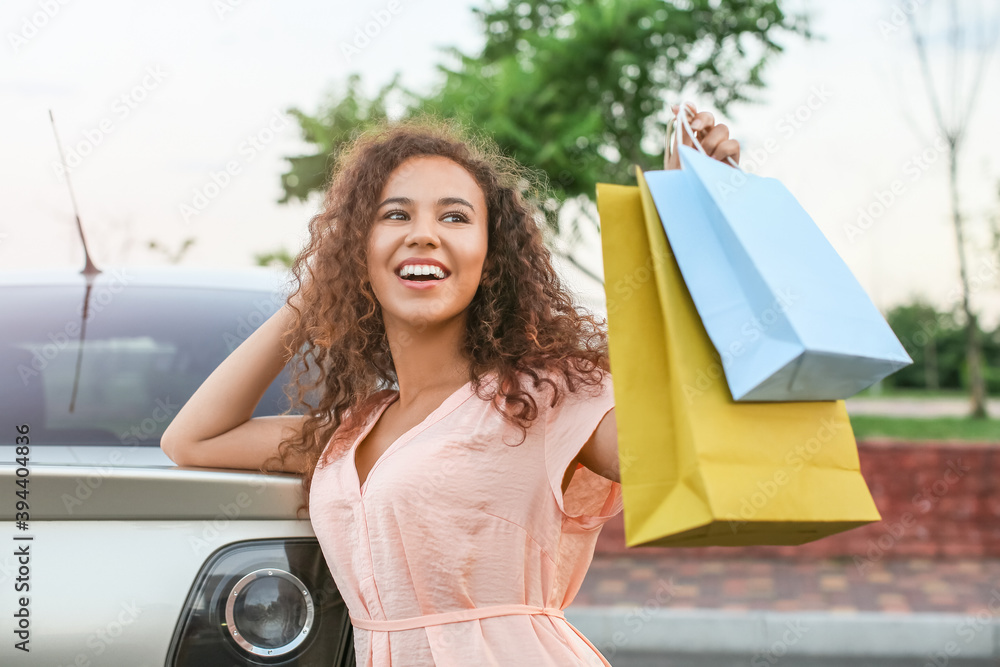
309,369,622,666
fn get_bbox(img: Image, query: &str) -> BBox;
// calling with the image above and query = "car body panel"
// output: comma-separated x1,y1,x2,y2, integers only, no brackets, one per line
0,520,316,666
0,462,306,521
0,267,352,666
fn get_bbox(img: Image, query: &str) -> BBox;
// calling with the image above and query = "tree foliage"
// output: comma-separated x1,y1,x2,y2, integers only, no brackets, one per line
278,73,398,204
415,0,810,205
280,1,808,200
885,299,1000,394
278,0,811,273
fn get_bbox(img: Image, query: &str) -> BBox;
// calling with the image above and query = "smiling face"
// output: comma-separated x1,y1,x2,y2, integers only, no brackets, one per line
366,154,490,334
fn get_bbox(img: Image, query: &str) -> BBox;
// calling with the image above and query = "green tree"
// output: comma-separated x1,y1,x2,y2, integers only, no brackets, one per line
279,73,401,204
278,0,811,281
884,300,957,390
419,0,810,198
254,247,295,268
903,0,999,417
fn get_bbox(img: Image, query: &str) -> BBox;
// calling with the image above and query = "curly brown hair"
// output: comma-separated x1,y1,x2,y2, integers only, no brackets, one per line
266,115,609,512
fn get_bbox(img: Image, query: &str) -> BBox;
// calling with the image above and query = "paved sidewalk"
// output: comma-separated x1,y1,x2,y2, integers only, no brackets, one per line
845,396,1000,418
567,556,1000,661
574,555,1000,615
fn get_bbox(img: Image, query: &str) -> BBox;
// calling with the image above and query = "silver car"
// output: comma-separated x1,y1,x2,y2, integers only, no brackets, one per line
0,266,355,666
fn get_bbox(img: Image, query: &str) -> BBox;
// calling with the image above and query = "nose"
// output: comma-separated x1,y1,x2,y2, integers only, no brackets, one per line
404,209,440,247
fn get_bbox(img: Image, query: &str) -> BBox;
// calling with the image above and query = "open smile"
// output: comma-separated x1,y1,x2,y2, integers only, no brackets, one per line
393,259,452,290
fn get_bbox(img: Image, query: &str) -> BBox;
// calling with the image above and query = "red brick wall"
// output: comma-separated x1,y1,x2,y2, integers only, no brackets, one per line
596,440,1000,560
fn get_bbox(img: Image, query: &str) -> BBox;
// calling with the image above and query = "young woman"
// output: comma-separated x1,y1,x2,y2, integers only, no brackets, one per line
162,105,740,666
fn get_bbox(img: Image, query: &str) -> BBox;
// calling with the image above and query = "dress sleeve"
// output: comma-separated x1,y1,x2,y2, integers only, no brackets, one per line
542,371,623,531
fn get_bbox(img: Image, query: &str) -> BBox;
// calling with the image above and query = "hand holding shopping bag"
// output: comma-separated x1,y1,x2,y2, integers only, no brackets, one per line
597,108,882,545
651,103,912,401
664,102,742,171
599,174,881,547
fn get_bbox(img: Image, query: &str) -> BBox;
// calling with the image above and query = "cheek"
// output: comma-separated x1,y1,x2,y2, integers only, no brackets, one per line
468,229,489,281
366,229,391,280
459,245,488,288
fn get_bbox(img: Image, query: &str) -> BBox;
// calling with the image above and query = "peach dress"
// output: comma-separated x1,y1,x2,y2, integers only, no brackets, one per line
309,370,622,666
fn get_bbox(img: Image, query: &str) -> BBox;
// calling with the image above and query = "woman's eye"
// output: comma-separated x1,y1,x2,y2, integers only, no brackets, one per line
443,212,469,223
385,209,408,220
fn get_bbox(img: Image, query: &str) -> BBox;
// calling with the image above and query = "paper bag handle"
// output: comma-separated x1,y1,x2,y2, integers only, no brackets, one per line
665,100,742,171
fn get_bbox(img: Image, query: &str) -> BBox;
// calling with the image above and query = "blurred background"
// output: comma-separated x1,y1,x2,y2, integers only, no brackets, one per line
3,0,999,663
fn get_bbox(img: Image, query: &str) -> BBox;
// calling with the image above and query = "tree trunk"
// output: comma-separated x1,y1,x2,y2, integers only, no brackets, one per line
948,145,988,418
965,312,988,417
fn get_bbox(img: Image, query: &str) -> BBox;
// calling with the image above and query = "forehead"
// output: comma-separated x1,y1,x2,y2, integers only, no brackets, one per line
380,155,486,204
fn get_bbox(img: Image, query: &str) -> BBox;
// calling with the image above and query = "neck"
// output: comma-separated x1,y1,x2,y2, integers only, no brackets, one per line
383,311,471,409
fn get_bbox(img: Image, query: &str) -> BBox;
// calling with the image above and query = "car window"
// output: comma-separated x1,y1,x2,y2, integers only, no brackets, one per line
1,284,296,447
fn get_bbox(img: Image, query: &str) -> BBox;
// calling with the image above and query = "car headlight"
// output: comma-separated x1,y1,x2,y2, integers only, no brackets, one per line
167,539,354,666
226,568,315,656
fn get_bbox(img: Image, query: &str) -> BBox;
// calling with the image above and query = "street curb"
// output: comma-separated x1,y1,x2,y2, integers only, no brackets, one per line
564,607,1000,659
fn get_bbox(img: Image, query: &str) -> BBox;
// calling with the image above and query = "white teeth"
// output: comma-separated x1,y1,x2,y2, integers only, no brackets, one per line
399,264,447,279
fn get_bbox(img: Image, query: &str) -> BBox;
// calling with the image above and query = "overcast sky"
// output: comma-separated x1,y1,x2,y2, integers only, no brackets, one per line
3,0,999,326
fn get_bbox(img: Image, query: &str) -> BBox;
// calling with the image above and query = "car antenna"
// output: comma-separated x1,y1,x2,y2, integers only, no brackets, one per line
49,108,100,277
49,109,99,413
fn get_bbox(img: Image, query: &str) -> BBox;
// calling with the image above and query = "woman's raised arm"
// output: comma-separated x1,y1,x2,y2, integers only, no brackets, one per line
160,298,308,473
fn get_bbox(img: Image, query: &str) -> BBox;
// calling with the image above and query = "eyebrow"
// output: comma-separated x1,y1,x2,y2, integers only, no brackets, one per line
377,196,476,212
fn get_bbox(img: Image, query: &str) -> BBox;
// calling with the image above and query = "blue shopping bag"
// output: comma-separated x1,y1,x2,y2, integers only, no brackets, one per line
642,108,912,401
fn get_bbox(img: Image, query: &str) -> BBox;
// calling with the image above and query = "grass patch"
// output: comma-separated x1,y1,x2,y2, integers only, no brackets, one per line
850,415,1000,442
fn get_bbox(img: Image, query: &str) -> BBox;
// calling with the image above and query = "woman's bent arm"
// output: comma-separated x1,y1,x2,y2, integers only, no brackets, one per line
160,302,307,473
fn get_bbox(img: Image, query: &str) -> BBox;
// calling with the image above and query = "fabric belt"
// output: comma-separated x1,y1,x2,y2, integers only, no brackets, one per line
350,604,567,632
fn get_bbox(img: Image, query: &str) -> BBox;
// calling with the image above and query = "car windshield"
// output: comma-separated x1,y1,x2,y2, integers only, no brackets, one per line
1,283,295,447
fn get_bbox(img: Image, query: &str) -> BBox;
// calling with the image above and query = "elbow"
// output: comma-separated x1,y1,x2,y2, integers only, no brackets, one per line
160,424,195,467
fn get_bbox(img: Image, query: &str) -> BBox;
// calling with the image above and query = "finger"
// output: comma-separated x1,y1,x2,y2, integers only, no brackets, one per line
690,110,714,133
712,138,741,166
699,124,729,156
671,102,697,121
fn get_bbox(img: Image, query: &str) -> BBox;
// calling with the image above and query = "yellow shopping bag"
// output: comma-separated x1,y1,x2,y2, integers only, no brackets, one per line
598,170,881,547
